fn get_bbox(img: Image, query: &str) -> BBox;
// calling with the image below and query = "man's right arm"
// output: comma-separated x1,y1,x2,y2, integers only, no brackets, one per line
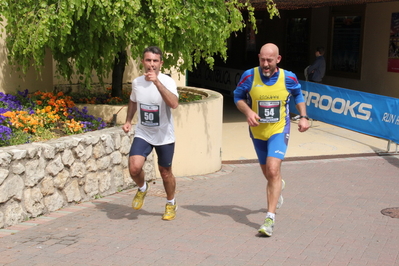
122,100,137,133
236,100,260,127
233,69,259,127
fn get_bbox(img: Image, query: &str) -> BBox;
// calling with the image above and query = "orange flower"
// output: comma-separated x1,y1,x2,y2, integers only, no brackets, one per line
48,99,55,106
1,111,14,118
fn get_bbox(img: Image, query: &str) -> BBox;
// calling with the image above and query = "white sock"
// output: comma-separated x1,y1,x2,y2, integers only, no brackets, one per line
139,182,147,192
266,212,275,221
167,198,175,205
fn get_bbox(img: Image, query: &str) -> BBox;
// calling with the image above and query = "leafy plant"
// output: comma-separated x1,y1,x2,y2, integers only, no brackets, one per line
69,86,204,105
0,0,279,98
70,87,131,105
178,92,203,103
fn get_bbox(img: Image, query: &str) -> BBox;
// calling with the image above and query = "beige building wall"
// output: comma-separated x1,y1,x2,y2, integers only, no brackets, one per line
0,21,53,94
312,2,399,98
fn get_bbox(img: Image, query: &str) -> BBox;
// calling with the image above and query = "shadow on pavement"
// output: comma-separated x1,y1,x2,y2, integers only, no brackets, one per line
381,155,399,169
94,202,162,220
181,204,267,230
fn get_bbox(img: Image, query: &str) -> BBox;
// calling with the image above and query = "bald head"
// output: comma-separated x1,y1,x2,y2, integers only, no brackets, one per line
258,43,281,77
260,43,279,56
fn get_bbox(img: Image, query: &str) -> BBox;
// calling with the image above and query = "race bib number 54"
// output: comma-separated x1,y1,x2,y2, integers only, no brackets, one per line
257,101,281,123
140,104,160,127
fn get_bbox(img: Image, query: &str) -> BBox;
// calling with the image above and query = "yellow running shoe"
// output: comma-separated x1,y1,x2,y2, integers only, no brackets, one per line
132,182,149,210
162,202,178,220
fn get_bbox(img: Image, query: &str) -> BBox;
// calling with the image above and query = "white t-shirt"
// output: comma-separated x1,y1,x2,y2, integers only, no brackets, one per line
130,73,178,145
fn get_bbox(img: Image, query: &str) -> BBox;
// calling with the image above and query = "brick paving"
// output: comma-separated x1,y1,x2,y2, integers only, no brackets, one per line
0,155,398,265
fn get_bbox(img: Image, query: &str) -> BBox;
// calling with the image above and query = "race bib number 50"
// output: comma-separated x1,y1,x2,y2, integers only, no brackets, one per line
257,101,281,123
140,104,160,127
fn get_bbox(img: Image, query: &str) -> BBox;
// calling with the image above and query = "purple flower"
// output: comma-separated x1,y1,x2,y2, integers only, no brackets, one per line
0,125,12,144
67,106,106,132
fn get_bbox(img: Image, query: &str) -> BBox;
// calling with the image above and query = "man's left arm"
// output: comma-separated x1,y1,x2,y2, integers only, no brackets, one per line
153,79,179,109
295,102,310,132
145,70,179,109
286,71,310,132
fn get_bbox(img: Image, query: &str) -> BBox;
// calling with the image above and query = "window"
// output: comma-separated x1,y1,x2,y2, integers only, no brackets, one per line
328,5,365,79
285,18,310,72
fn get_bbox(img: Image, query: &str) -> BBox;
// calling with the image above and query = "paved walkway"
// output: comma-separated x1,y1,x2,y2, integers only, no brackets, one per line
1,157,399,265
1,97,399,265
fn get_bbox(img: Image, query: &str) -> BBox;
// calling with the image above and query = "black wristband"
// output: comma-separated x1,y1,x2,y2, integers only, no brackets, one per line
299,115,309,120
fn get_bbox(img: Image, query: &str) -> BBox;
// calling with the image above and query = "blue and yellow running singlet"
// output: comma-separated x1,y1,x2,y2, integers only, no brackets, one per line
249,68,290,140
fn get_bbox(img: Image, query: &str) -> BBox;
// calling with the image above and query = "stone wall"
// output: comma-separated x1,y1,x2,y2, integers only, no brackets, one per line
0,127,155,229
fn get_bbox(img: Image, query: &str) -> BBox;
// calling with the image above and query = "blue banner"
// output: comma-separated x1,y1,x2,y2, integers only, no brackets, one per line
290,81,399,144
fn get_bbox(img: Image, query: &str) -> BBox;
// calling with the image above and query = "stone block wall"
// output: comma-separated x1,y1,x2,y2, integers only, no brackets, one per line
0,127,155,229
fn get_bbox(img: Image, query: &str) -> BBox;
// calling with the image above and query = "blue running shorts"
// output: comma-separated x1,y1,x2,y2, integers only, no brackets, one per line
251,132,290,164
129,137,175,167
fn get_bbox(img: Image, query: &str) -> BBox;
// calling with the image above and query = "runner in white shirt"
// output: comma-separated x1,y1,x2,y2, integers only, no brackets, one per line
122,46,179,221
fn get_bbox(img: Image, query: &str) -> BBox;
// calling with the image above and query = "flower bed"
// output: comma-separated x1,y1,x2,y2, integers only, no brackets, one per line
68,85,204,105
0,86,205,147
0,90,107,147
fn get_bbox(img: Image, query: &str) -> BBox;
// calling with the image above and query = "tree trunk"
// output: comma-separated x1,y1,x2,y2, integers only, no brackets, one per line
111,50,127,98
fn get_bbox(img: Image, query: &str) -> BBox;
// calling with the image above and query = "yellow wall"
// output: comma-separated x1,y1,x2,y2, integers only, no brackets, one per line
0,22,53,94
77,87,223,178
311,2,399,98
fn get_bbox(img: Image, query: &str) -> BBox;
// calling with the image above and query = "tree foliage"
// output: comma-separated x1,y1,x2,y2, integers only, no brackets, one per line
0,0,279,90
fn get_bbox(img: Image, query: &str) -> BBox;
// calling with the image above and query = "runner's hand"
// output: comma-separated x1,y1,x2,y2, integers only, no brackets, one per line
144,68,157,82
247,111,260,127
122,122,132,133
298,119,310,132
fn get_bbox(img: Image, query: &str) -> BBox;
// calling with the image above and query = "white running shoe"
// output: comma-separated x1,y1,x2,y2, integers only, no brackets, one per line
277,179,285,209
258,217,274,236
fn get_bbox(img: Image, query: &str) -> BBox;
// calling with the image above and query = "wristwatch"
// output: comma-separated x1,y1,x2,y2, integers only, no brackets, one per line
299,115,309,120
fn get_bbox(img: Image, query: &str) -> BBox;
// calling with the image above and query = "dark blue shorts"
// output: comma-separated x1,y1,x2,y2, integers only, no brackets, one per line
252,132,289,164
129,137,175,168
